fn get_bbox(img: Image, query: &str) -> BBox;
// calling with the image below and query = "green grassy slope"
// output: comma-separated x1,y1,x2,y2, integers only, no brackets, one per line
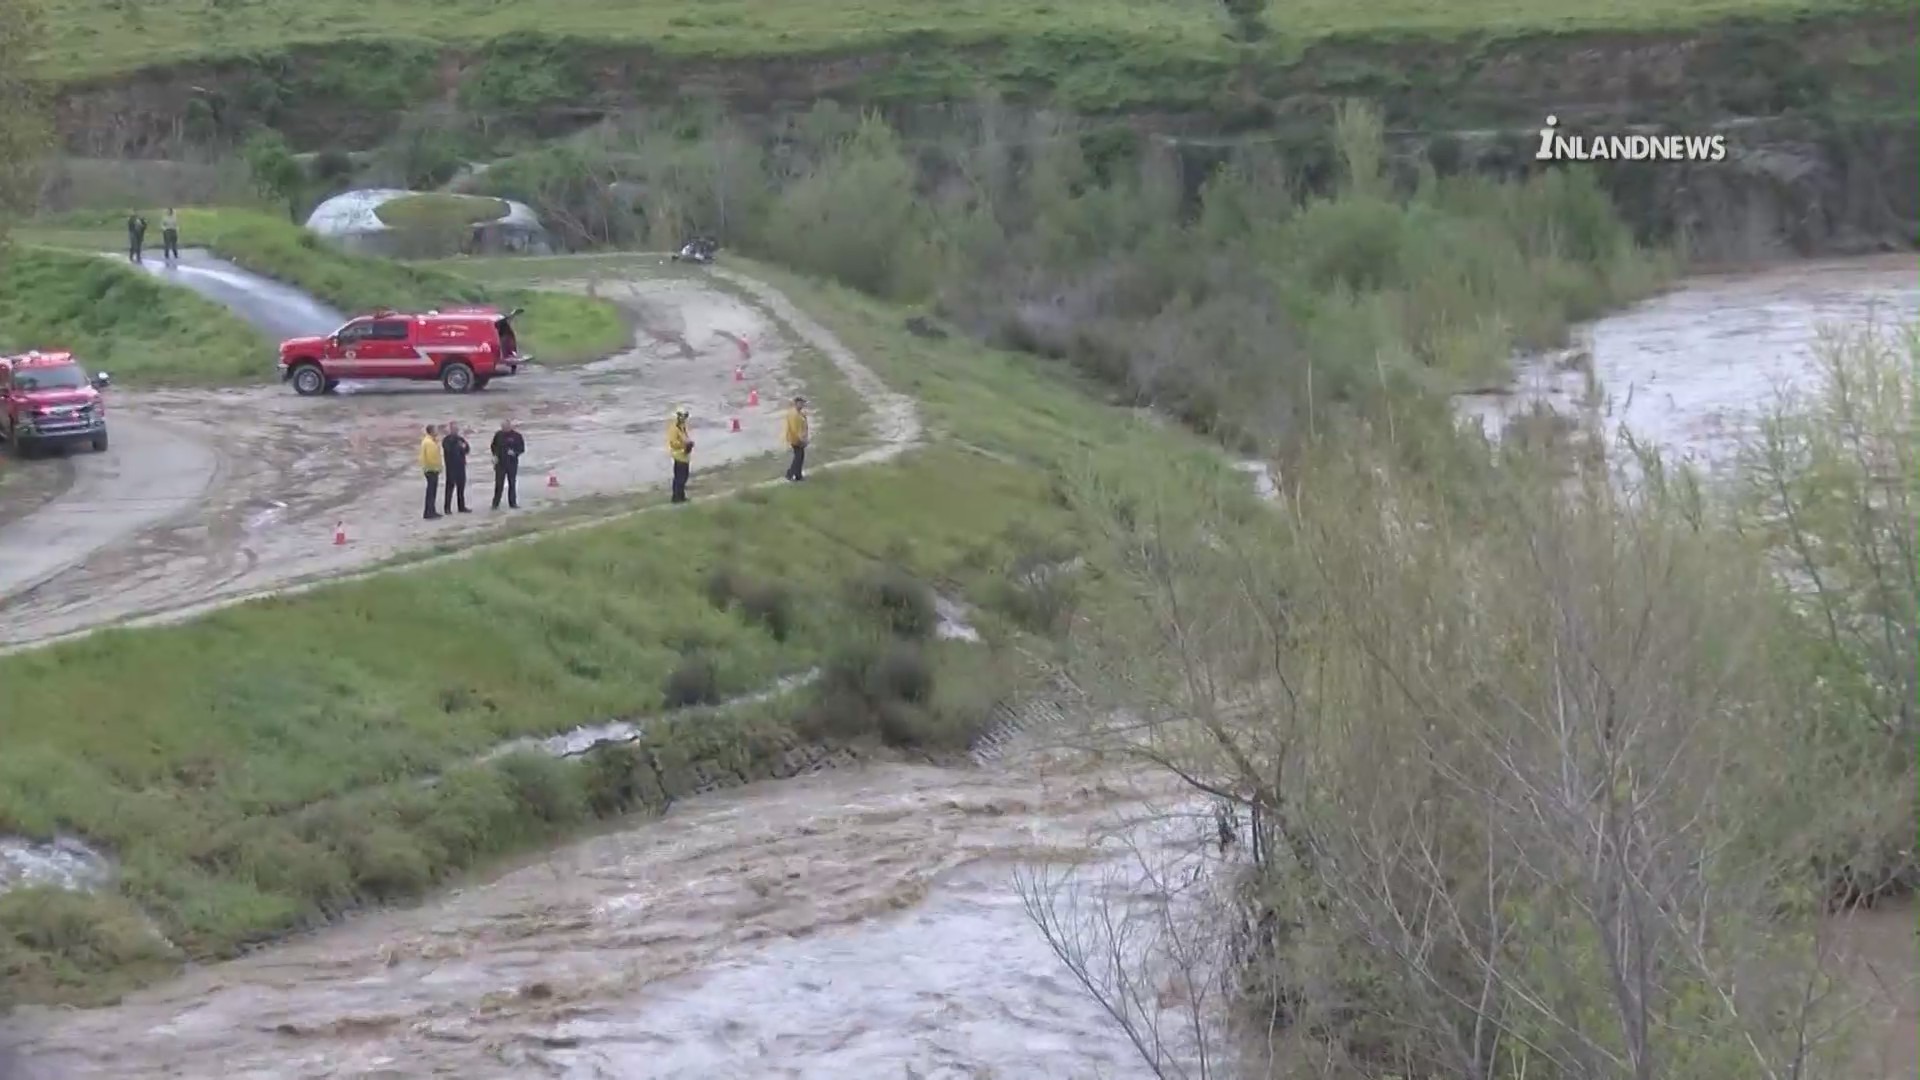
0,249,271,385
41,0,1898,80
20,212,630,367
0,253,1235,1006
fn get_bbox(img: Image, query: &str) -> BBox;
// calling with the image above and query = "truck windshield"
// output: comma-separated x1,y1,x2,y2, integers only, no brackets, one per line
13,364,85,392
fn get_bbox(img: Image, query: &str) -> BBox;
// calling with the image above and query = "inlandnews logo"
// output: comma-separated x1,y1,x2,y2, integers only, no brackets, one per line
1535,115,1727,162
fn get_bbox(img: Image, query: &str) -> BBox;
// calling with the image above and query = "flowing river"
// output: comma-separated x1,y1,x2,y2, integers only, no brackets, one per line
4,256,1916,1079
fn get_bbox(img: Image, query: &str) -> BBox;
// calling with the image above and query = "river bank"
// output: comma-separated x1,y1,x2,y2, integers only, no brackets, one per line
5,255,1914,1078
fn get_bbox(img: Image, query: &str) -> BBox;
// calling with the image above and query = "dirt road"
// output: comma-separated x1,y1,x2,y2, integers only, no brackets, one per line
0,260,913,649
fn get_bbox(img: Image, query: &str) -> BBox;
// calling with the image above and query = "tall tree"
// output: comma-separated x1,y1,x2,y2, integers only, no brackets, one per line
0,0,51,243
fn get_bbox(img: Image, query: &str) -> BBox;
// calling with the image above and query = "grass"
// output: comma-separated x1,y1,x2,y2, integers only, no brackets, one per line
38,0,1900,82
19,210,630,368
373,193,510,231
0,250,1240,1005
0,247,272,385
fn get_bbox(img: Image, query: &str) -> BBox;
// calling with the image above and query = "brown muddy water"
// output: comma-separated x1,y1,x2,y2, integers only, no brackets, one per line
5,258,1917,1079
2,759,1227,1079
1455,254,1919,474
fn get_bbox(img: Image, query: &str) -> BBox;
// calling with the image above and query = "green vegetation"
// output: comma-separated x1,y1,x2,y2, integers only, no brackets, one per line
0,251,1222,1001
18,210,629,366
493,103,1668,447
0,442,1105,1004
0,0,48,244
38,0,1900,82
0,248,270,384
1048,324,1917,1078
373,194,510,230
180,210,627,364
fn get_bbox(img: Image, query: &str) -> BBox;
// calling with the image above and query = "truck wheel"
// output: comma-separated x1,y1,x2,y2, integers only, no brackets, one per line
474,376,492,391
291,364,327,396
441,362,475,393
92,432,109,453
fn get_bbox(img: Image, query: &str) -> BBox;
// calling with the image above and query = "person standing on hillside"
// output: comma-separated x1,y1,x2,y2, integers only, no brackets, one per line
125,212,147,263
160,208,181,264
667,406,694,504
783,395,810,482
490,418,524,510
419,423,444,520
441,420,471,515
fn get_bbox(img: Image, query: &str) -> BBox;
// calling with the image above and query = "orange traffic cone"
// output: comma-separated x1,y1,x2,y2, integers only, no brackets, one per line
547,471,559,488
333,521,348,546
734,365,745,382
747,388,759,407
730,416,741,432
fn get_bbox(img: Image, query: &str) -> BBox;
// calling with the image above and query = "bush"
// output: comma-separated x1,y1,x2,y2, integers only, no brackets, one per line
864,642,934,705
846,566,936,639
662,653,723,708
735,579,796,642
580,743,666,817
703,565,741,609
493,751,588,827
703,565,796,641
0,888,179,1007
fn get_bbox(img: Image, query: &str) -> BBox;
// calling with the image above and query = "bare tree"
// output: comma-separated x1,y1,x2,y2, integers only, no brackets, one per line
1024,432,1883,1080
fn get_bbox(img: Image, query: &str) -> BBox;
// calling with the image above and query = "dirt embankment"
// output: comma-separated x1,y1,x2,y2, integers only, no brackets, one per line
54,14,1914,156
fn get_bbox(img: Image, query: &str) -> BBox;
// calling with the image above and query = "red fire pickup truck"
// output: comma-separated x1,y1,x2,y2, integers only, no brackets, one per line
276,306,528,395
0,351,112,456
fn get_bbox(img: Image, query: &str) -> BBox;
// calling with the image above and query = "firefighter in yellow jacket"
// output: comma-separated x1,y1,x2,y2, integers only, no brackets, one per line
418,423,444,520
783,395,810,481
667,406,694,503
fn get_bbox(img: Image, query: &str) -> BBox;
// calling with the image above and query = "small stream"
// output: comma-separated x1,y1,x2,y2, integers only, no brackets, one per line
5,257,1916,1079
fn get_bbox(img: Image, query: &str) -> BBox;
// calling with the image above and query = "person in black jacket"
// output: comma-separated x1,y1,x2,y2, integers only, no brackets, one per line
490,418,524,509
126,211,147,263
441,421,471,514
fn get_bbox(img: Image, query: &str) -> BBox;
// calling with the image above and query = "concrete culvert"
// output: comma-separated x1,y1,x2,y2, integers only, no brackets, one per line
305,188,551,257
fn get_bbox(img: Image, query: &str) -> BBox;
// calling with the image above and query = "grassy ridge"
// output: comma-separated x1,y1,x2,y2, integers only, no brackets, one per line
20,211,630,367
40,0,1899,81
0,257,1229,1004
0,448,1080,1002
0,248,270,385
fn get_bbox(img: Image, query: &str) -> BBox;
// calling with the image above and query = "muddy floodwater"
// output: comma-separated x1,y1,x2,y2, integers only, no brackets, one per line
1456,254,1919,472
5,257,1917,1079
3,759,1221,1079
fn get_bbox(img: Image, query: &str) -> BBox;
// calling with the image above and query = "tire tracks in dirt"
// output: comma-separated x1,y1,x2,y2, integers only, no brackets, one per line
0,267,922,657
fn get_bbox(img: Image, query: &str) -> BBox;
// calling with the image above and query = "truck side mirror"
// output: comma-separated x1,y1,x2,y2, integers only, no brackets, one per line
92,372,111,390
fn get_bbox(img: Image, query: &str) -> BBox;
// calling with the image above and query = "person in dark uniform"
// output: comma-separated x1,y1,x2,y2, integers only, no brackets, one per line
126,212,147,263
441,420,471,514
490,417,524,509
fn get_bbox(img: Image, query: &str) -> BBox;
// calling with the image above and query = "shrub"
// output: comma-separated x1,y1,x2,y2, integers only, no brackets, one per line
703,564,741,609
0,888,179,1007
580,743,665,817
662,653,722,708
493,751,588,827
864,642,934,705
846,566,936,639
735,579,796,642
